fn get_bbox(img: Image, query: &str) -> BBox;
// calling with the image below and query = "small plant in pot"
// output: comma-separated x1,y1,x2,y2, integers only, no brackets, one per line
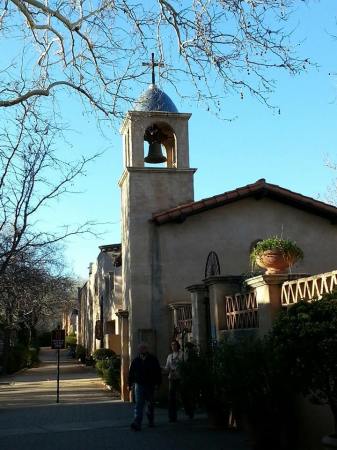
250,236,303,274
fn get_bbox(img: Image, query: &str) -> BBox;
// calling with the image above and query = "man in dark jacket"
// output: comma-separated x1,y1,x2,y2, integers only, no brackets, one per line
128,342,162,431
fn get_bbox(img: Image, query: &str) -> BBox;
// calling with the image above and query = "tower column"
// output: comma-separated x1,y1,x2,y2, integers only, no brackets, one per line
116,309,130,401
118,80,195,400
187,284,208,352
204,276,242,342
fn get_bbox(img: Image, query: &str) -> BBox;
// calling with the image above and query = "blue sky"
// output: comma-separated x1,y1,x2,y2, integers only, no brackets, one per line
36,1,337,281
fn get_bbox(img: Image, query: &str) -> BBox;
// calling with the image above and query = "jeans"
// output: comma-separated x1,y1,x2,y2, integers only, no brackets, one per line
168,379,195,421
133,383,155,426
168,379,180,421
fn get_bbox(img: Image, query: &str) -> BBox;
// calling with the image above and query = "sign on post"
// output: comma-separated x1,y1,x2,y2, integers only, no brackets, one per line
51,328,65,349
51,327,65,403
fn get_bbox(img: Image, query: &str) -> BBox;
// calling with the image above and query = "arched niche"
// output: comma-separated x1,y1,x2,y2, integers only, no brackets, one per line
143,121,177,168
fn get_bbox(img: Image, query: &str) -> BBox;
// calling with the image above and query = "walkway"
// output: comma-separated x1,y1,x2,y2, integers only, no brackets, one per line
0,347,115,407
0,347,250,450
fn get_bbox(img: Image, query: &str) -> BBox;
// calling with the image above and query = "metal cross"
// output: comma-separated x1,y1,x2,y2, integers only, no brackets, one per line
142,53,164,85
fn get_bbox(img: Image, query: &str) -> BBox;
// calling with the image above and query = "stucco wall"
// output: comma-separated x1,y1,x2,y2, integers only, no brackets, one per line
78,249,123,355
157,196,337,302
142,196,336,362
121,170,337,362
120,167,195,358
96,250,122,323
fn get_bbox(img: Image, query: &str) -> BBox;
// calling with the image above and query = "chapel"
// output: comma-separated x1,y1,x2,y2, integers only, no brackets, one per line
77,67,337,400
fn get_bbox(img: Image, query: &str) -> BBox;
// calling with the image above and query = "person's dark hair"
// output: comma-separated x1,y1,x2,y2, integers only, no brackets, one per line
171,340,181,351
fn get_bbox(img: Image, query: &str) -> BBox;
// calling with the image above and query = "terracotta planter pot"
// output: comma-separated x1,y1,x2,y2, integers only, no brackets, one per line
256,250,297,275
322,434,337,449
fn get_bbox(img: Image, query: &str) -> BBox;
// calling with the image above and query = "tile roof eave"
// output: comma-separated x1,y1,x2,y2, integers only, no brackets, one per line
152,179,337,226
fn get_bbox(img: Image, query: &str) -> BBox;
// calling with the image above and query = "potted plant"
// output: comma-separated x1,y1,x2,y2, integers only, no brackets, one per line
250,236,303,274
270,293,337,448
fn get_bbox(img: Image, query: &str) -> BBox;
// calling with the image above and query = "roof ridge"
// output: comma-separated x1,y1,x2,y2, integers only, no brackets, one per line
152,179,337,225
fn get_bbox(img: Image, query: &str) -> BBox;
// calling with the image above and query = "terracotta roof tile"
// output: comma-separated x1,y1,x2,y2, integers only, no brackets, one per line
152,179,337,225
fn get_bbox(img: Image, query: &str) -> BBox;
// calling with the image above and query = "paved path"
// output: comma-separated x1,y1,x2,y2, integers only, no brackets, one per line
0,347,115,407
0,347,250,450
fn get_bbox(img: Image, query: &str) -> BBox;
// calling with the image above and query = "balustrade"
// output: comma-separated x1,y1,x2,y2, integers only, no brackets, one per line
225,291,258,330
281,270,337,306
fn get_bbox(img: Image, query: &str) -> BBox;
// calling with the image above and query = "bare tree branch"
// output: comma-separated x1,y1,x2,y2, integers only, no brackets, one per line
0,0,311,116
0,103,101,276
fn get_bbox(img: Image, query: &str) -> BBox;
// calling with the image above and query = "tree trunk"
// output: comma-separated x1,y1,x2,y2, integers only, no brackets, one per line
2,327,12,374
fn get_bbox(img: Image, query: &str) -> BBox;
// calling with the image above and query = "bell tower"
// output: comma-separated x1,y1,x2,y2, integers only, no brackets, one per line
120,89,192,170
118,59,196,384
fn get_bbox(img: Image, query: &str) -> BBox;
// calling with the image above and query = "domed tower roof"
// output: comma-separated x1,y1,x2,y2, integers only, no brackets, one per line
133,84,178,113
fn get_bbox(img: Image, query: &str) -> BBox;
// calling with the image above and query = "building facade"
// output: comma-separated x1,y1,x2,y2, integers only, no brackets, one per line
78,82,337,400
78,244,122,356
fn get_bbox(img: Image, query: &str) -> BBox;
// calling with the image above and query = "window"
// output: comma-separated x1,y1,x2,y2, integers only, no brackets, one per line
109,271,115,293
106,320,116,335
94,274,98,295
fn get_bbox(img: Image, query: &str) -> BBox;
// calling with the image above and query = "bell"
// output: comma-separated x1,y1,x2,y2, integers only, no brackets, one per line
144,142,167,164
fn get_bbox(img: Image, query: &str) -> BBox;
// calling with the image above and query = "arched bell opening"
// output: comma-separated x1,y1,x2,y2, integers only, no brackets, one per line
143,122,176,168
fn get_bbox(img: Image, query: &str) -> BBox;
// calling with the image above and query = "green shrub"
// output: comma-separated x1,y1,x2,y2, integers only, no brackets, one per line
179,338,298,447
85,355,94,366
104,356,121,391
27,347,40,367
92,348,116,361
65,332,77,347
6,344,41,373
220,337,297,448
179,346,210,409
65,333,77,358
95,354,121,392
95,359,105,377
75,344,86,363
37,331,52,347
17,326,31,347
6,344,29,373
269,293,337,435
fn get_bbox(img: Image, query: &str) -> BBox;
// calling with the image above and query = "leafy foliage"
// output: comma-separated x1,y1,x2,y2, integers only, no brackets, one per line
180,338,297,445
180,337,297,447
95,354,121,392
4,344,40,374
65,333,77,347
179,346,216,409
219,337,297,449
27,347,40,367
92,348,116,361
65,332,77,357
250,236,303,265
180,294,337,443
269,294,337,433
37,331,52,347
75,344,86,363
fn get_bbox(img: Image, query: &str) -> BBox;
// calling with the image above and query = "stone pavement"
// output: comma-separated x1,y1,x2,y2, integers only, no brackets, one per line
0,347,250,450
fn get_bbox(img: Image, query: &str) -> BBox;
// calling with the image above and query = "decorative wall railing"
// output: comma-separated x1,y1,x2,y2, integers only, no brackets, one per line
225,291,258,330
176,303,192,333
281,270,337,306
169,303,192,333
